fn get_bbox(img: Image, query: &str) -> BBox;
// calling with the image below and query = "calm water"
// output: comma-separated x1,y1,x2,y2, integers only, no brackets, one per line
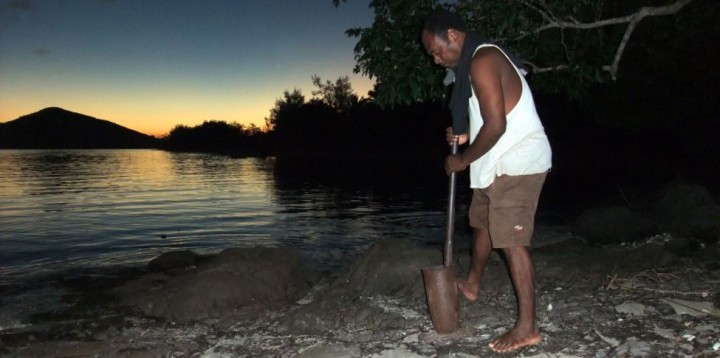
0,149,460,288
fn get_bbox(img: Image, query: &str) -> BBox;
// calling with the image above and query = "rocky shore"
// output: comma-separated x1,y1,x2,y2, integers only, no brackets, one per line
2,180,719,357
1,226,719,358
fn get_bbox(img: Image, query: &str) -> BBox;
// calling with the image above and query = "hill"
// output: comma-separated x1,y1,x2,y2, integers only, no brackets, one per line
0,107,159,149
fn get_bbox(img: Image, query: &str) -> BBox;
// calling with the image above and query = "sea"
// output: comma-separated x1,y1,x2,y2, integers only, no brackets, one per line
0,149,465,285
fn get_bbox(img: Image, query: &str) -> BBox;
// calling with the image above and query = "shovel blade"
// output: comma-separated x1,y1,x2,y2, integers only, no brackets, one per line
422,265,459,334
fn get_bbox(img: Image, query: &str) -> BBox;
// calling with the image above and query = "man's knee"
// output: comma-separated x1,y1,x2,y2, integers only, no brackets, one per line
473,227,491,243
500,245,530,258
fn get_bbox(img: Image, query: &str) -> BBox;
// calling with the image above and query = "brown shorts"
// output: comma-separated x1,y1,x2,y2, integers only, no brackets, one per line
468,172,547,248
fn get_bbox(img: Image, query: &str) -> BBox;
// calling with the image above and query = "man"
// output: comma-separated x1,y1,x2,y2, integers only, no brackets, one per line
421,10,552,354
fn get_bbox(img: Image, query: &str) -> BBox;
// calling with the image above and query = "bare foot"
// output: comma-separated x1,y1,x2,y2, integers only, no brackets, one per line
488,329,541,353
456,280,479,302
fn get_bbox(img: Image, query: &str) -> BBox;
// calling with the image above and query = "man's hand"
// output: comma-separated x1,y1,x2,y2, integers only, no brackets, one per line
445,153,468,174
446,127,468,146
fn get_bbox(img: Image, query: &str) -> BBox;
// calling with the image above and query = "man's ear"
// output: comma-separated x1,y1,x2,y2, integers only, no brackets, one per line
447,29,460,44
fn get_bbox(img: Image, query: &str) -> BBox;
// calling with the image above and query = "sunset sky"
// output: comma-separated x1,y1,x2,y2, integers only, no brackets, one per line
0,0,375,136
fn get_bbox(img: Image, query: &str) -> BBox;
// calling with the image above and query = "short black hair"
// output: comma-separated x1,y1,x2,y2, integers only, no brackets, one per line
422,9,467,42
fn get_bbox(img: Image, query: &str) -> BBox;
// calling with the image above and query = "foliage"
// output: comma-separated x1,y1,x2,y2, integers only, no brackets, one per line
254,73,452,158
163,120,266,155
265,89,306,131
342,0,444,105
311,75,359,113
264,76,364,155
335,0,700,105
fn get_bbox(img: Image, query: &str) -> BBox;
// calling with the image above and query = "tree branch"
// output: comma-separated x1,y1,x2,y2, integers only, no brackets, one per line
516,0,695,78
524,61,570,74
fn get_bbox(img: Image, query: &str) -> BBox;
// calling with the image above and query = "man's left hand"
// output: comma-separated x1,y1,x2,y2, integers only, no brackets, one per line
445,153,468,174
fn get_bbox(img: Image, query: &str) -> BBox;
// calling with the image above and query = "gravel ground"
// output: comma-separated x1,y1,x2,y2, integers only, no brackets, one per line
2,231,719,358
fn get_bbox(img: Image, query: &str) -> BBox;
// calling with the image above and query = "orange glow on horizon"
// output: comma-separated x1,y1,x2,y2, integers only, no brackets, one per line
0,103,272,138
0,76,375,138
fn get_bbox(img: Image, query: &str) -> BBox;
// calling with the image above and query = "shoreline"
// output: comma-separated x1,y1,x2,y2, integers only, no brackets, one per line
2,229,719,357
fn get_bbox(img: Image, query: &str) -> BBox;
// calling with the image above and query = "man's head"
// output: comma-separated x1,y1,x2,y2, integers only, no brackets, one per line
421,9,467,68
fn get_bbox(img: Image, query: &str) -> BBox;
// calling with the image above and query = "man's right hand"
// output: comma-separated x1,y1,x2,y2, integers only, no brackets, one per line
446,127,468,146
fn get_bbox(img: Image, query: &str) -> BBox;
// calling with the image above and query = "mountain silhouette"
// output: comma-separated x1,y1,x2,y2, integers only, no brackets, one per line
0,107,159,149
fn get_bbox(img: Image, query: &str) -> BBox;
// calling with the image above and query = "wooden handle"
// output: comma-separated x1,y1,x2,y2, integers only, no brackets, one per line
443,136,458,267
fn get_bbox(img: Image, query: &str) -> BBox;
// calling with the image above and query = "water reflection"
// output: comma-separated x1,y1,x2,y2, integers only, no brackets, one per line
0,150,460,287
13,150,113,195
268,156,465,268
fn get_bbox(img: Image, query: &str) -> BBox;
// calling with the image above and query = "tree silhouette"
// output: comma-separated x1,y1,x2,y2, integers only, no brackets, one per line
163,120,267,155
265,89,305,132
335,0,702,104
311,75,359,113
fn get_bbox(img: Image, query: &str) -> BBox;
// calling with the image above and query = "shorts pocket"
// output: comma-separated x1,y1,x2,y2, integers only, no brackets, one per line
489,199,533,246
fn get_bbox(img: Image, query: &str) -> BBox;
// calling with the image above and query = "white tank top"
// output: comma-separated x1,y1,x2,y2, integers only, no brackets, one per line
467,44,552,189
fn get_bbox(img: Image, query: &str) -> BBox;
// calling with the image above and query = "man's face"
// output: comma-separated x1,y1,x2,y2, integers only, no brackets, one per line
422,29,461,68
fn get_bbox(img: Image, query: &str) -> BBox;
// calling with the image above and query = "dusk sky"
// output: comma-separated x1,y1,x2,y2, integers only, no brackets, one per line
0,0,375,136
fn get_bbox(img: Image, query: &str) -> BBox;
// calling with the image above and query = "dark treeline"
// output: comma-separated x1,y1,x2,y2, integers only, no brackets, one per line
157,80,719,203
156,95,461,203
159,75,453,164
160,120,268,156
160,99,450,162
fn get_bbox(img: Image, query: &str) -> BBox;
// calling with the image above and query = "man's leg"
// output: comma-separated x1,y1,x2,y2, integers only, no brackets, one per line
457,227,492,301
488,245,541,353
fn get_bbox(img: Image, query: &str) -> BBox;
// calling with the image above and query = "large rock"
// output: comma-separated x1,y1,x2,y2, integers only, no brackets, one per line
665,204,720,242
648,182,718,241
114,247,319,322
574,181,718,243
650,182,715,223
275,238,441,335
333,238,441,297
148,250,200,273
574,206,657,245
